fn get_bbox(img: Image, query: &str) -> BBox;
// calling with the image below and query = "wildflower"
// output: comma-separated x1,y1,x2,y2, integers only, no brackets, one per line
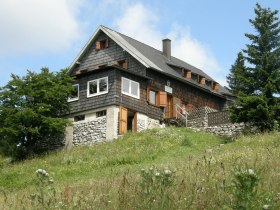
247,169,255,175
263,204,270,209
164,169,172,175
36,168,49,177
155,172,160,177
149,166,154,171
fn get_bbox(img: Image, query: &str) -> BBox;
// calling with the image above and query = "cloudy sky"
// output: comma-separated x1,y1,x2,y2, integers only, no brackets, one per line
0,0,279,87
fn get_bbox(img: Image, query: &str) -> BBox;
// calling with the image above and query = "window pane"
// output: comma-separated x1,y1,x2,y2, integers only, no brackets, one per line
70,85,78,99
89,80,97,95
149,90,156,104
122,78,130,94
131,81,139,97
99,78,107,92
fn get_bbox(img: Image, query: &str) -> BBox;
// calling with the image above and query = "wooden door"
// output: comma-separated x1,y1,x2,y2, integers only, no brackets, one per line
119,106,127,134
165,95,173,118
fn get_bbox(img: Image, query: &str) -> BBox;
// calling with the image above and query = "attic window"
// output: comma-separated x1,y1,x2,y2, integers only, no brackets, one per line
212,82,220,91
95,39,109,50
116,59,128,69
198,76,205,85
184,70,191,79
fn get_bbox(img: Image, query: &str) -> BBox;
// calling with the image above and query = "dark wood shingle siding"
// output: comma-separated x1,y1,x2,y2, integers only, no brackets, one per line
69,68,117,114
115,70,163,120
72,32,146,76
147,70,226,110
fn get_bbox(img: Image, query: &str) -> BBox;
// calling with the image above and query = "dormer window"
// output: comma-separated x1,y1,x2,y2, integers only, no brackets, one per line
198,76,205,85
116,59,128,69
95,39,109,50
212,82,220,91
184,70,192,79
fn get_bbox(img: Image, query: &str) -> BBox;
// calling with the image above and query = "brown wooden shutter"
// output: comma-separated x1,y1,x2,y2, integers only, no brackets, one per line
119,106,127,135
158,91,167,107
95,41,101,50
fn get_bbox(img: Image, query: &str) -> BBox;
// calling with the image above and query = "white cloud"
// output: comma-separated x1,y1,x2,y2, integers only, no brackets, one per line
0,0,83,55
115,2,226,86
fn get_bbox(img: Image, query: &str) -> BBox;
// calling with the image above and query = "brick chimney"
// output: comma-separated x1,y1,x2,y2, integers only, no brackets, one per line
162,39,171,59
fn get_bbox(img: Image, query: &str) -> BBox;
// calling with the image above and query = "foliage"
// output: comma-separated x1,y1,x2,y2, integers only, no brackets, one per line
0,68,73,159
227,52,253,95
229,3,280,131
231,167,259,209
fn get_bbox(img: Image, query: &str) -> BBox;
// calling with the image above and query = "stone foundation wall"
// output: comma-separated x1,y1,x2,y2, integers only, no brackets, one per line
73,116,106,145
137,113,164,132
204,122,248,137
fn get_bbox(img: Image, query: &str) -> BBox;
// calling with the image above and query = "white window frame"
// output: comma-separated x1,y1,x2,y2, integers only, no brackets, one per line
121,77,140,99
87,77,108,98
68,84,79,102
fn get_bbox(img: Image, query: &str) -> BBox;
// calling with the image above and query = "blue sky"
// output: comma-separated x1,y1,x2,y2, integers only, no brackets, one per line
0,0,279,87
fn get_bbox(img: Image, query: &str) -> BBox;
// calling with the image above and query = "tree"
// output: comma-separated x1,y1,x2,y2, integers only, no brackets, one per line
229,3,280,131
0,68,74,159
227,52,254,95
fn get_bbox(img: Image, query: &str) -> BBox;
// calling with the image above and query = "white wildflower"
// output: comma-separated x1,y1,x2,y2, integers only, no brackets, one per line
164,169,172,175
248,169,255,175
155,172,160,177
263,204,270,209
36,168,49,177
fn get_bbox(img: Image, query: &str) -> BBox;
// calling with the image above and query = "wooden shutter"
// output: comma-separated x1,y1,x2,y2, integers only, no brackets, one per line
95,41,101,50
158,91,167,107
119,106,127,135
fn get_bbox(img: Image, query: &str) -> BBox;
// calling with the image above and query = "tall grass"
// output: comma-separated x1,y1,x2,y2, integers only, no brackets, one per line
0,128,279,209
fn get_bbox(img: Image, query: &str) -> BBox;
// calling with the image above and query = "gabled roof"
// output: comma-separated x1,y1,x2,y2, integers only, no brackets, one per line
69,25,231,96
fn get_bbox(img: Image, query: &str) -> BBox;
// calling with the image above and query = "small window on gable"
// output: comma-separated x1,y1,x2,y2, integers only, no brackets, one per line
95,39,109,50
68,84,79,102
116,59,128,69
87,77,108,97
96,110,106,118
121,77,140,99
74,115,85,122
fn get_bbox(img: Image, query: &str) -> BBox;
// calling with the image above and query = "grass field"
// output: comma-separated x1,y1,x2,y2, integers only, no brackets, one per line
0,127,279,209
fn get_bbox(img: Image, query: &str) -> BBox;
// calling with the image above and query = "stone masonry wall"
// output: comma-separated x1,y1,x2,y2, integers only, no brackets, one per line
204,122,248,137
137,113,165,132
73,117,106,145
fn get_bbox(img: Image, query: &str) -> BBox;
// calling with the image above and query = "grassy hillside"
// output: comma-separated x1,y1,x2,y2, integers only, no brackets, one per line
0,127,279,209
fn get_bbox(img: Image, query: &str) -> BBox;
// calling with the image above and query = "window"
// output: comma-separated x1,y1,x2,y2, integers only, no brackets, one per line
95,39,109,50
121,77,140,99
96,110,106,118
147,89,167,107
87,77,108,97
116,59,128,69
74,115,85,122
68,84,79,102
149,90,157,105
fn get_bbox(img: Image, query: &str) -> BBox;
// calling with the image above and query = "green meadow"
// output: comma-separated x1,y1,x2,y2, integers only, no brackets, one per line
0,127,279,209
